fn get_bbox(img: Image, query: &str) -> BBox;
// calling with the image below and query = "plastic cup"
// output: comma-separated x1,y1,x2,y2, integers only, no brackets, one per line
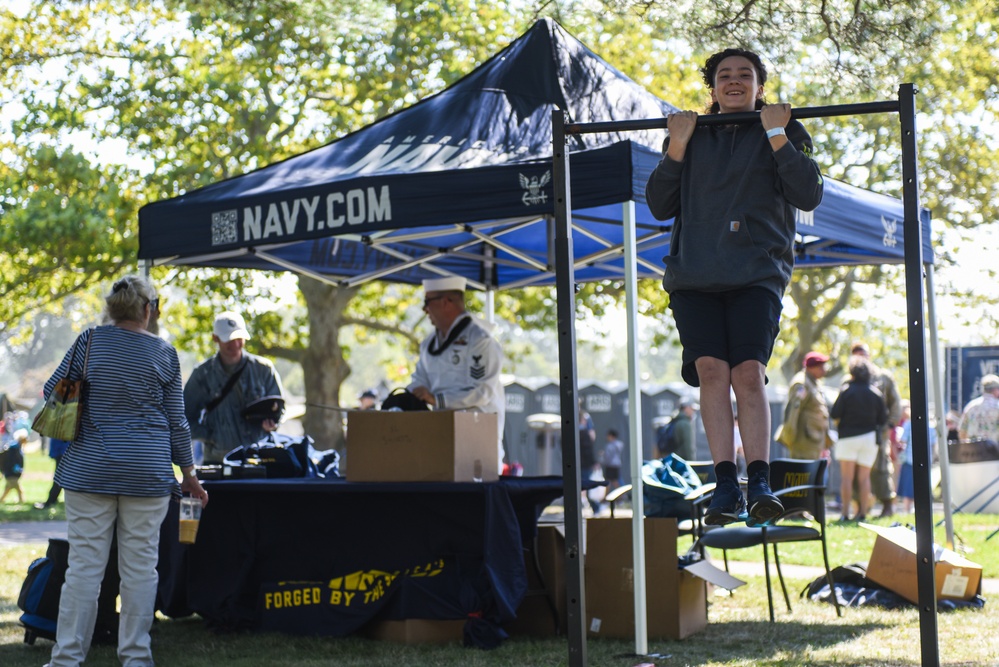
179,497,202,544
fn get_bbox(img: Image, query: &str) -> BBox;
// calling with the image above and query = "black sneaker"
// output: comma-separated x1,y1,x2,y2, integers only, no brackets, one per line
747,471,783,525
704,477,746,526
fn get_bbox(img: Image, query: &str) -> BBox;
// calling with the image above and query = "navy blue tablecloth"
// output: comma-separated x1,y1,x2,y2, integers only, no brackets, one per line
157,476,565,637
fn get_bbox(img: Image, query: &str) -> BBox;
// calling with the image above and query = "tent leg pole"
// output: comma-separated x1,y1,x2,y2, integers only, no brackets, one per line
925,264,954,546
552,109,588,667
484,289,496,326
899,82,941,667
623,201,648,657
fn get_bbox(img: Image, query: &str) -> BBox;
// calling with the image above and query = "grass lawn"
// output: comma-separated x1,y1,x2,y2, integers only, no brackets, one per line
2,447,997,665
2,537,996,667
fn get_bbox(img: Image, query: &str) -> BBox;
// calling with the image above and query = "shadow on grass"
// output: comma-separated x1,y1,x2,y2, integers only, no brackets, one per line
635,617,891,665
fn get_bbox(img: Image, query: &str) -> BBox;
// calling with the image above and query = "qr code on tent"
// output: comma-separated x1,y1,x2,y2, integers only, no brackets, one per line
211,210,238,246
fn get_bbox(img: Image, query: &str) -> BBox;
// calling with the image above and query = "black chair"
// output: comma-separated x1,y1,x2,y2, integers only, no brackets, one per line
693,458,843,622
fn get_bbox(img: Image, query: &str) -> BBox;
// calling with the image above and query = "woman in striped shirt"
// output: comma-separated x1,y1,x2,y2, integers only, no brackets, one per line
43,274,208,667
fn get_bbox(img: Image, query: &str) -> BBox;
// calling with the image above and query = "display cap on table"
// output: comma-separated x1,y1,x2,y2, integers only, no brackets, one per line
242,395,285,426
803,351,830,367
422,276,466,292
214,311,250,342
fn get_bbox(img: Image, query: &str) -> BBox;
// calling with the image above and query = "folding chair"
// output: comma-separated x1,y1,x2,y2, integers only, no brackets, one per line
693,458,843,622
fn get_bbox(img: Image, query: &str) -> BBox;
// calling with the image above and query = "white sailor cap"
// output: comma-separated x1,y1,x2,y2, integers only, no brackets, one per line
422,276,467,292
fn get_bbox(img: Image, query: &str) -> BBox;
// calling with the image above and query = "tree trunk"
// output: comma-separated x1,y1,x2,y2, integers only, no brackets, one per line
782,268,858,383
298,276,359,452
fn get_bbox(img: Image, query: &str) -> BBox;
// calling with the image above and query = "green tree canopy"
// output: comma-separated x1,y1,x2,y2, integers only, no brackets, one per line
3,0,997,441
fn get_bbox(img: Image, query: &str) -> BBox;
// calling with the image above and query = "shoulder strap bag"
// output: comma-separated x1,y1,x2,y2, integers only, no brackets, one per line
32,329,94,442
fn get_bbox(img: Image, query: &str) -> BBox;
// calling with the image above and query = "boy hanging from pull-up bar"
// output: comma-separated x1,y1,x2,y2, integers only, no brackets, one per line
645,48,825,526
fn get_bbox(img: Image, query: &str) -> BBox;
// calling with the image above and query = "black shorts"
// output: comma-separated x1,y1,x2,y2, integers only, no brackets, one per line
668,286,783,387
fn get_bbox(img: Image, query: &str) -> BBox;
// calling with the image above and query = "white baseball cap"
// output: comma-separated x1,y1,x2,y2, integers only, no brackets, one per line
213,311,250,342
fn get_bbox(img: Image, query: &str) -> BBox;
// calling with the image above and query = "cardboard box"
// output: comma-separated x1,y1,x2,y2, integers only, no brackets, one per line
362,618,465,644
584,517,708,640
346,410,498,482
507,523,567,637
863,523,983,604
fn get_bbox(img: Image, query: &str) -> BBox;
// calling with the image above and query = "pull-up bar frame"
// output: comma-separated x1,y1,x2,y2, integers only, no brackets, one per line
552,84,943,667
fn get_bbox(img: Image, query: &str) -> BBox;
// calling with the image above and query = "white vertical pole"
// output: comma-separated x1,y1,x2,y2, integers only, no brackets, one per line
485,288,496,325
925,264,955,546
623,200,648,655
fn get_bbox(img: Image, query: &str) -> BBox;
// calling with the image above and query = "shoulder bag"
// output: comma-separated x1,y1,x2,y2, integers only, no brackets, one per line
32,329,94,442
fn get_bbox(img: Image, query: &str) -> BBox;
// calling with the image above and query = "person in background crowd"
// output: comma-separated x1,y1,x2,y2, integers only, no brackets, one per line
184,310,285,465
358,389,378,410
35,437,71,509
41,274,208,667
670,398,699,461
830,355,888,522
895,400,937,515
577,400,601,514
645,47,824,526
0,427,27,504
945,410,961,443
778,351,832,460
601,428,625,493
958,373,999,443
407,276,506,470
850,341,902,517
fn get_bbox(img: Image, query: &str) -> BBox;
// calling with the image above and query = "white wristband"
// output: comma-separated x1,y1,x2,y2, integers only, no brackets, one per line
766,127,786,139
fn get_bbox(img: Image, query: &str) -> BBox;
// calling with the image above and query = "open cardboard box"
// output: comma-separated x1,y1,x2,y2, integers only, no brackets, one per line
346,410,498,482
584,517,734,640
862,523,982,604
507,522,568,637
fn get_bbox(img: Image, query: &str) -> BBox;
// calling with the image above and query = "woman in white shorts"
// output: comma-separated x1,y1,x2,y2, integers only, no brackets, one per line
831,357,888,521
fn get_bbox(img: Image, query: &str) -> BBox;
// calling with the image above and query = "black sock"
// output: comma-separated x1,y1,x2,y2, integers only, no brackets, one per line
747,460,770,479
714,461,738,482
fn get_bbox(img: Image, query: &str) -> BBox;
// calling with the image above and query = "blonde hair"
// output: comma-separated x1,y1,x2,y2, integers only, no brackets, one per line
105,274,157,324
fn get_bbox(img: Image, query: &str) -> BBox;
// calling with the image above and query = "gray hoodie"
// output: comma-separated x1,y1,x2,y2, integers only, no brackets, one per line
645,119,823,297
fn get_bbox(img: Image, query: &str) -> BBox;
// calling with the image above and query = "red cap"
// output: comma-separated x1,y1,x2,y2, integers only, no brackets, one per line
803,351,829,368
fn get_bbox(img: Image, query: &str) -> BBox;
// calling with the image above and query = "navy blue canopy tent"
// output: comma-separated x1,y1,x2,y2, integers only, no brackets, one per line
139,17,943,661
138,18,932,285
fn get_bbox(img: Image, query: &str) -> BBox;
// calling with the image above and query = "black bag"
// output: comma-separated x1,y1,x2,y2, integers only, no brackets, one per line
223,433,318,479
380,387,429,411
18,537,120,645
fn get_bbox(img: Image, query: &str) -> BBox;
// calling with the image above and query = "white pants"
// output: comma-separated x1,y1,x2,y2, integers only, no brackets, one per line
49,490,170,667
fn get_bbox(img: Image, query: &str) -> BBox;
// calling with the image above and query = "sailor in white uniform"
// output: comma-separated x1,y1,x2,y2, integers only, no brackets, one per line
408,276,506,471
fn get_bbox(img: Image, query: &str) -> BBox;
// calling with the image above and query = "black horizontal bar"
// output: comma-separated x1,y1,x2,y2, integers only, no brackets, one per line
565,99,901,135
